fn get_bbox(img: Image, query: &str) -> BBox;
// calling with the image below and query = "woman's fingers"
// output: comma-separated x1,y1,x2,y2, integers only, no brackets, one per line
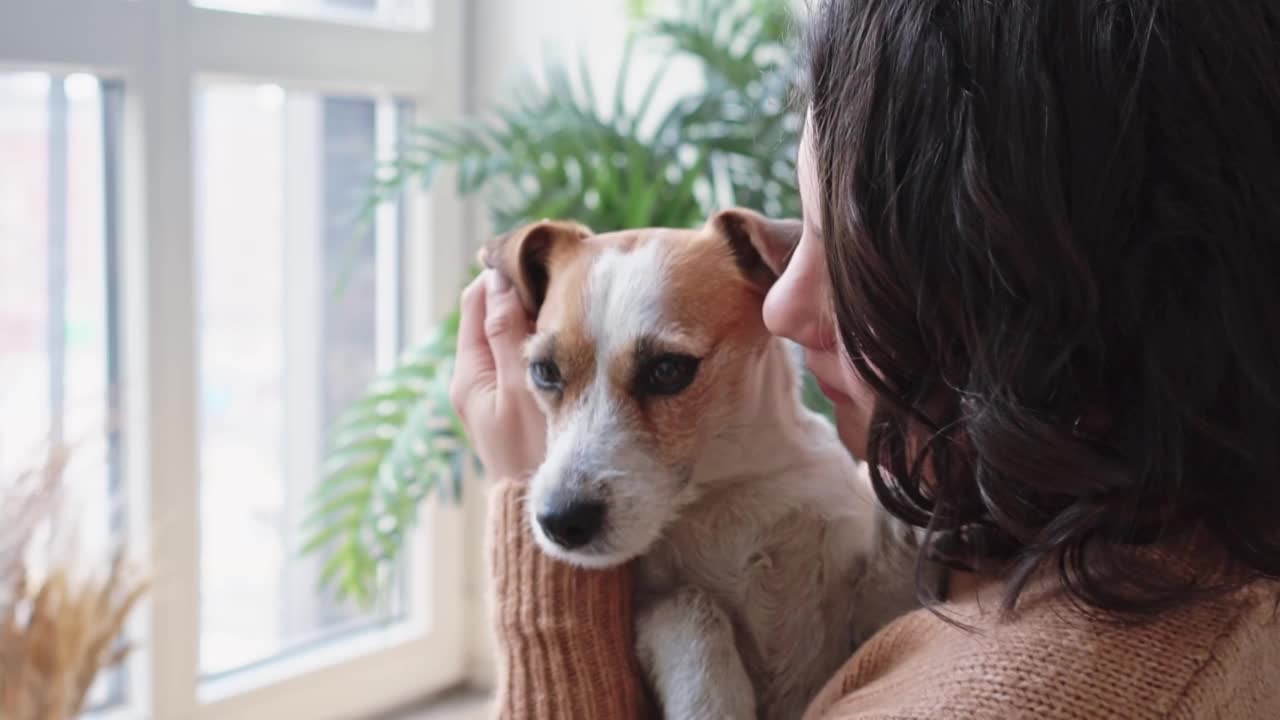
450,269,547,480
481,270,534,393
450,273,494,420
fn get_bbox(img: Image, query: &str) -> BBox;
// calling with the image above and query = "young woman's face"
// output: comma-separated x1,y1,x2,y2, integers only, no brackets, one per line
763,123,877,459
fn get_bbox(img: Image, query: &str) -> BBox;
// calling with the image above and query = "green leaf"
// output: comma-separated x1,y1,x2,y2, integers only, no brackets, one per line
299,523,347,556
302,487,371,530
318,543,356,589
320,457,381,487
626,0,649,21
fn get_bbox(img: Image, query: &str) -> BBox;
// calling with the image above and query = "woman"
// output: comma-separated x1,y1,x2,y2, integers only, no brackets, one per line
450,1,1280,717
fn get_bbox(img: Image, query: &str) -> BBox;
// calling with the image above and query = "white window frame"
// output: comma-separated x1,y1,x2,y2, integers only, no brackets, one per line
1,2,470,718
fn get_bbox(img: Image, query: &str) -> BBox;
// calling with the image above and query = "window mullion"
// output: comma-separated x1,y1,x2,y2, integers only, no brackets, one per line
127,0,201,717
101,77,131,709
279,93,325,642
375,98,402,370
46,75,69,444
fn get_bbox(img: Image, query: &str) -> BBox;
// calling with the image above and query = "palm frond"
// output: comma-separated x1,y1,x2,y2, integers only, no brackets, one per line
303,0,817,607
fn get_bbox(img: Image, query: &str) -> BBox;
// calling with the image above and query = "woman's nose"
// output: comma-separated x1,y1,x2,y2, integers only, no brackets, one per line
763,231,836,351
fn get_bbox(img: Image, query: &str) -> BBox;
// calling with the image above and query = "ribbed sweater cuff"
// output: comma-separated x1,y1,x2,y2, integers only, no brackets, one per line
488,480,647,719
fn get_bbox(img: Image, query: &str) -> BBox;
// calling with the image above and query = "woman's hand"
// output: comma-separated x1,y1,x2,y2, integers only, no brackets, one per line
449,270,547,481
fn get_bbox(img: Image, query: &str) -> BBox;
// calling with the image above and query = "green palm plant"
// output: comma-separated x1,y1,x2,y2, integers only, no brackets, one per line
302,0,823,606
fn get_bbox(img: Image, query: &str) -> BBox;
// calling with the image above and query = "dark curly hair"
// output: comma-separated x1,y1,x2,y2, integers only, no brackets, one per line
804,0,1280,615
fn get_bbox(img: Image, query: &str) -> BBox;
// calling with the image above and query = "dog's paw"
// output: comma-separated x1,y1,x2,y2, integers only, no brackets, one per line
637,587,756,720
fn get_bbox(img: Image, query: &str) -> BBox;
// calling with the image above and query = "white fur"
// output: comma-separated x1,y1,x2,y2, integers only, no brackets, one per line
636,586,757,719
588,240,668,354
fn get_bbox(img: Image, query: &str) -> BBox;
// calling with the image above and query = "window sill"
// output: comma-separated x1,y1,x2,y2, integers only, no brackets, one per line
386,686,492,720
199,617,427,705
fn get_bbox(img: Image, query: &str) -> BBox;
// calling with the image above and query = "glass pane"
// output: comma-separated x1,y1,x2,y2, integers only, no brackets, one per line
0,71,126,711
193,0,431,30
196,82,408,677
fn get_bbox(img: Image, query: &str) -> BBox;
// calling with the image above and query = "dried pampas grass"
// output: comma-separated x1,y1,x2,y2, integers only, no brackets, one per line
0,444,147,720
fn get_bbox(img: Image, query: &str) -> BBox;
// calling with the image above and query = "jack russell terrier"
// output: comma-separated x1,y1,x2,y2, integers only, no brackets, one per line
483,208,920,719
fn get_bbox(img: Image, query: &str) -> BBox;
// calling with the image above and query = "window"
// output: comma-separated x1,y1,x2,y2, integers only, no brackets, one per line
1,2,468,718
0,69,126,711
0,71,117,502
196,83,408,678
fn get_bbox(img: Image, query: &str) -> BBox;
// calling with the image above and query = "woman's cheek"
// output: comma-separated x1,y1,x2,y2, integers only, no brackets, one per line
832,367,876,460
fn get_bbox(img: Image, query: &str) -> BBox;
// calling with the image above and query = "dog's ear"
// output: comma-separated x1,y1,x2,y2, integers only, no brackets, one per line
480,219,593,314
706,207,802,290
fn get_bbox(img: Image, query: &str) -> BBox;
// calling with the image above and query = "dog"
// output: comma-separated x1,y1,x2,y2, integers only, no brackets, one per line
482,208,920,719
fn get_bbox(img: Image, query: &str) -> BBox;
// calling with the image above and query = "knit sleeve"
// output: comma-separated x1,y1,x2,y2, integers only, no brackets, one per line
488,479,649,719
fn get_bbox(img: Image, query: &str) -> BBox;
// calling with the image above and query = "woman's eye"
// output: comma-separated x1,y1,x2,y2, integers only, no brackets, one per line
530,360,563,390
639,354,700,396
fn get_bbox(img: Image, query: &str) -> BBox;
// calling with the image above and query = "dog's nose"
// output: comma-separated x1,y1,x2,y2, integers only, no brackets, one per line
537,500,605,549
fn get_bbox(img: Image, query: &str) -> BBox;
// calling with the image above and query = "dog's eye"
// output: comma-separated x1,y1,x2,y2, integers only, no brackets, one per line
530,360,563,391
639,354,700,396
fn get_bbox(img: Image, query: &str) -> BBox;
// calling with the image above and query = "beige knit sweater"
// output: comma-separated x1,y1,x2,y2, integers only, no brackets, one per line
488,480,1280,719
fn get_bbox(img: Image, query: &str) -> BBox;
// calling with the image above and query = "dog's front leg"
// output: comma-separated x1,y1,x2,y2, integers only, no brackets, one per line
636,586,756,720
